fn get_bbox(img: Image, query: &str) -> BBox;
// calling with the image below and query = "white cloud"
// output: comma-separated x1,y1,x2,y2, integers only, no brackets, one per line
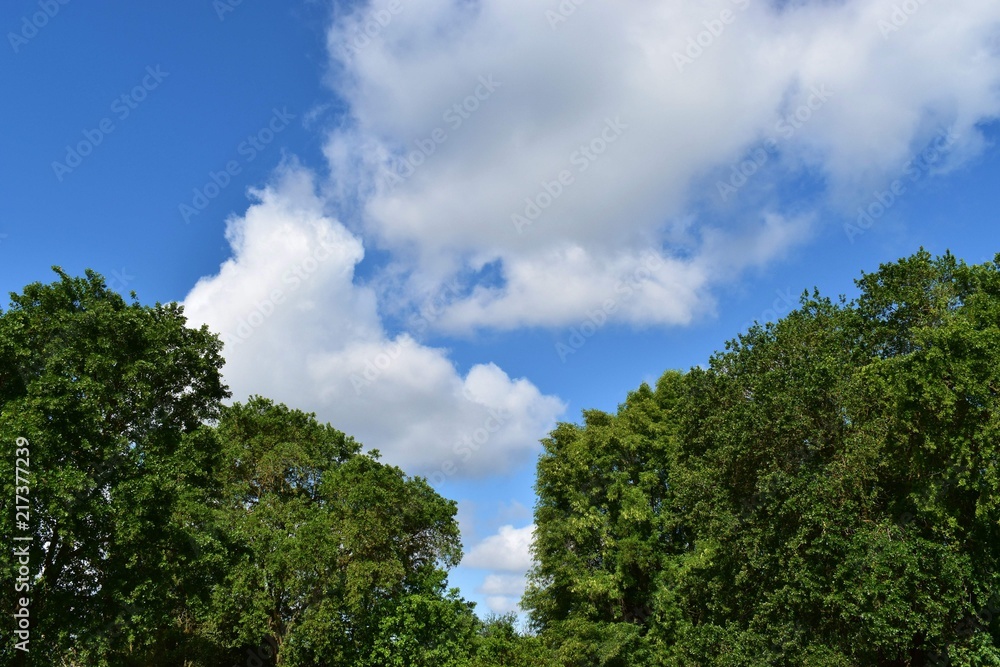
479,573,528,597
178,0,1000,482
181,1,1000,611
182,165,564,478
462,523,535,572
463,523,536,613
480,574,528,614
435,213,811,331
324,0,1000,331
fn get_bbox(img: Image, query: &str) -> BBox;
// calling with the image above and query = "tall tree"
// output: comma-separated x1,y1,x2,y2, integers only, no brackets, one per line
527,251,1000,666
0,268,229,665
204,397,472,666
0,268,553,666
525,373,688,665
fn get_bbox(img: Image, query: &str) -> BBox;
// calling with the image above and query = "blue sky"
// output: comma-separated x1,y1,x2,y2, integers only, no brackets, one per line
3,0,1000,616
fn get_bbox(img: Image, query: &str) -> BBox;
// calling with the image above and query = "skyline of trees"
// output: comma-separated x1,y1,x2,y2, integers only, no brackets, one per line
3,250,999,665
526,250,1000,665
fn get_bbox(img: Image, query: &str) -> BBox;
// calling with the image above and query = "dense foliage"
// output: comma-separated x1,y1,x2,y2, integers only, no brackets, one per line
0,269,230,664
0,270,546,666
526,250,1000,666
3,251,998,665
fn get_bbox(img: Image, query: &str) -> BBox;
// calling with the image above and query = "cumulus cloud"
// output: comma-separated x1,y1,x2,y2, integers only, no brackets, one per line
462,523,535,572
462,523,536,613
324,0,1000,331
182,0,1000,566
479,574,529,614
177,0,1000,614
182,165,564,478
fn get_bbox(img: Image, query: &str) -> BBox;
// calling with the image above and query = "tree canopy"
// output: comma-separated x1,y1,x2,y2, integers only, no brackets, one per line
0,269,229,664
0,269,544,666
3,251,999,665
526,250,1000,666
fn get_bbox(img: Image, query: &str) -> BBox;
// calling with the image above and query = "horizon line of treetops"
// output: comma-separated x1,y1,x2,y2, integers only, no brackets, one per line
1,248,998,665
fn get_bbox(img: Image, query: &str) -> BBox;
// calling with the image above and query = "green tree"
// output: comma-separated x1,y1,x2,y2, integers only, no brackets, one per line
0,268,230,665
668,251,1000,665
525,373,688,665
204,397,473,666
0,268,554,666
527,251,1000,666
468,613,559,667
